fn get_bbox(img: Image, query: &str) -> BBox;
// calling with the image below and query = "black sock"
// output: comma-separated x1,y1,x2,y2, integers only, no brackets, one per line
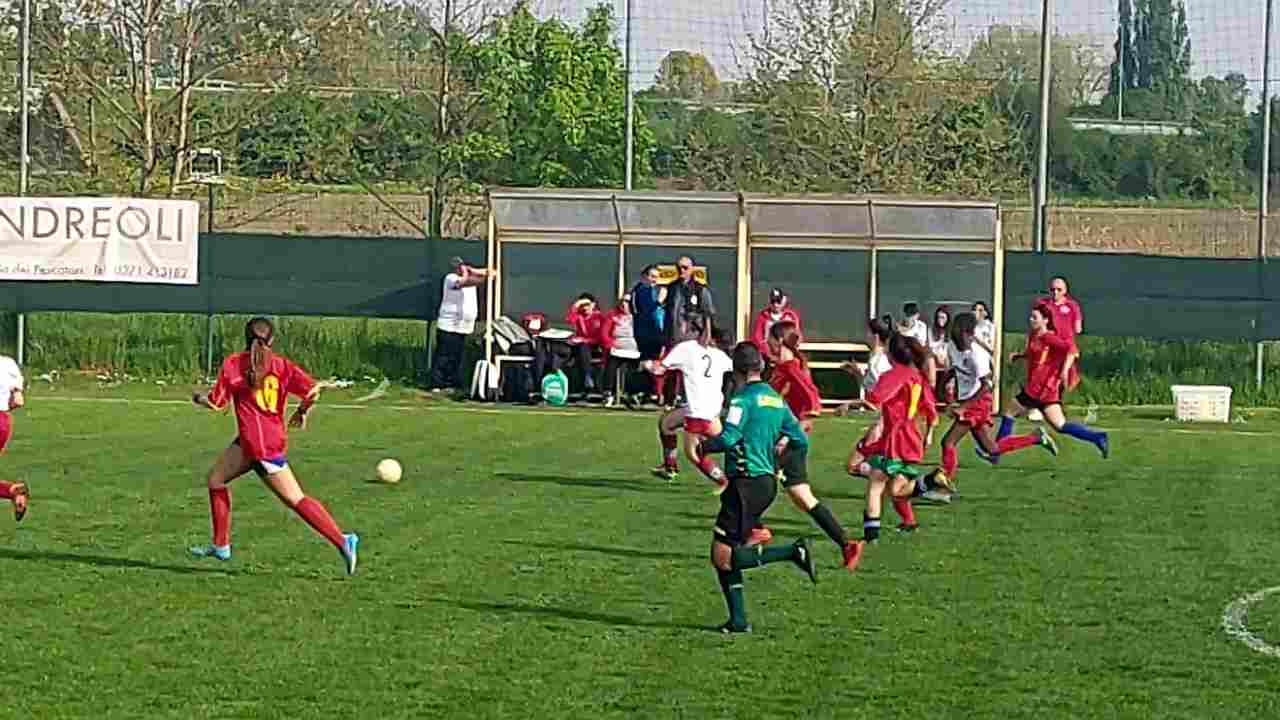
731,542,798,571
716,568,747,628
807,503,848,546
863,513,881,542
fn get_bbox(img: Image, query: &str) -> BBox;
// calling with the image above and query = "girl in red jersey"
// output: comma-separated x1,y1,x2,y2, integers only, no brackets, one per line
929,312,1057,493
767,322,821,432
189,318,360,575
994,306,1108,459
841,316,894,477
845,334,945,571
0,355,29,522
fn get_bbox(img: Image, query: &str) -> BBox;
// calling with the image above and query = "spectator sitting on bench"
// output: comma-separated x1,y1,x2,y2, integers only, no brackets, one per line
566,293,606,395
601,293,643,408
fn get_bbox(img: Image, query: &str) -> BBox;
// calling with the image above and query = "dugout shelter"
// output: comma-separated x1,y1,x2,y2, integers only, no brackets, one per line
485,188,1003,406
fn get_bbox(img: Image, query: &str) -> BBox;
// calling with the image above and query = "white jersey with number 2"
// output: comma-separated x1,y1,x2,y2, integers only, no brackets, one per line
661,340,733,421
0,356,23,413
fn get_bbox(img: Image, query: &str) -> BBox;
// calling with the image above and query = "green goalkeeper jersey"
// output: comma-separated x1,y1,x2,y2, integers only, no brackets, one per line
719,380,809,479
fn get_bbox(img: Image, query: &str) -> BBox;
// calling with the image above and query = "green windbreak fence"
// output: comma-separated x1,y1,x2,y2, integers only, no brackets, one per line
750,248,869,341
500,242,619,321
1003,252,1270,342
0,233,484,320
877,252,994,326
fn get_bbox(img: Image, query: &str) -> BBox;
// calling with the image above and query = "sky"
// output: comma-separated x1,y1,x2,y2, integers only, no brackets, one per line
533,0,1276,102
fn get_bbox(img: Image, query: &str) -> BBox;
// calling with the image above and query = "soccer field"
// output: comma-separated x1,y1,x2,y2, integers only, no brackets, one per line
4,383,1279,719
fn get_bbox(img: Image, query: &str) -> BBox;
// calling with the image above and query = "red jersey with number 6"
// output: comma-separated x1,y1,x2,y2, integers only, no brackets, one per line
1023,331,1076,403
206,352,316,461
865,364,937,463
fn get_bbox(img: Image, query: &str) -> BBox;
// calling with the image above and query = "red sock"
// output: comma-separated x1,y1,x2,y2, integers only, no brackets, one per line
209,487,231,547
941,446,958,476
892,496,916,526
997,434,1038,454
659,431,678,467
0,482,11,500
291,497,346,551
696,455,725,482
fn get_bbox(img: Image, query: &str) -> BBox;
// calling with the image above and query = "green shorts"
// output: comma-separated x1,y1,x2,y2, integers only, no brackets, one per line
865,455,923,479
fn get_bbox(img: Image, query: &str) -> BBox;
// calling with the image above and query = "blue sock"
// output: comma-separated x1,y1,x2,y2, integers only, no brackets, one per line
997,415,1015,440
1061,422,1104,445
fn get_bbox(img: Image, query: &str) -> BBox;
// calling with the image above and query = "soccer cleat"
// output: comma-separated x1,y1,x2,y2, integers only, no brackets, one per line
1097,433,1110,460
928,469,954,492
792,538,818,585
342,533,360,576
745,526,773,546
718,621,752,634
975,446,1000,466
920,489,953,504
650,465,678,482
603,394,617,408
11,482,28,523
841,540,864,571
896,523,919,534
1037,427,1059,457
190,543,232,561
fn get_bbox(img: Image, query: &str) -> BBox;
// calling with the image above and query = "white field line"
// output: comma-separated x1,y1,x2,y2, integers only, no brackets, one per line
1222,586,1280,659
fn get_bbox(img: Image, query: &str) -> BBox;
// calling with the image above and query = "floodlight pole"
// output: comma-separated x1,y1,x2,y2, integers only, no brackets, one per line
1257,0,1274,389
623,0,634,191
1032,0,1053,254
16,0,31,366
205,182,217,378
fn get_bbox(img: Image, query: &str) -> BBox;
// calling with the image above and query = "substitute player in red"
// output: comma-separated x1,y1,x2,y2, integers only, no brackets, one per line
846,334,945,571
994,306,1108,459
0,355,29,522
189,317,360,575
929,312,1057,492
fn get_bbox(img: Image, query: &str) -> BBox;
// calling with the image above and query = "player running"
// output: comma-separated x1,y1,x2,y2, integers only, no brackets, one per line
840,316,894,477
645,313,733,489
928,312,1057,494
189,317,360,575
0,355,29,522
845,334,947,571
762,322,860,568
992,305,1109,459
710,342,818,634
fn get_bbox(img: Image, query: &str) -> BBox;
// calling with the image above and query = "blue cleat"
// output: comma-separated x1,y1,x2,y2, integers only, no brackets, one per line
1097,433,1110,460
190,543,231,561
342,533,360,576
975,446,1000,466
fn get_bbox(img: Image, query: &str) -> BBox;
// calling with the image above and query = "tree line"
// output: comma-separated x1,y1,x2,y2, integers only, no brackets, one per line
1,0,1275,238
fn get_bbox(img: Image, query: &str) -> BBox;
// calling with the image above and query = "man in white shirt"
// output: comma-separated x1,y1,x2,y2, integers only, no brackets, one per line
431,257,492,392
0,355,29,521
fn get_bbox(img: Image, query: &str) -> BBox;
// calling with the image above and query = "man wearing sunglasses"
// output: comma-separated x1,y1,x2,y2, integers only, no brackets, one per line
663,255,718,347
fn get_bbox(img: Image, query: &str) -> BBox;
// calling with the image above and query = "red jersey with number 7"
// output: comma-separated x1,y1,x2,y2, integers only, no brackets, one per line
206,352,317,461
1022,331,1076,403
865,364,937,463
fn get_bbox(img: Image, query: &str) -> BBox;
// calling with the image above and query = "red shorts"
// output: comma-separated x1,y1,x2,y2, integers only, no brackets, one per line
684,417,715,435
955,392,994,429
856,424,884,457
0,411,10,452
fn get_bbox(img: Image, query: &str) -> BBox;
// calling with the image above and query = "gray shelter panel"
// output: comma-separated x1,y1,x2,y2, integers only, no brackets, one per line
491,196,616,234
872,204,999,241
747,202,872,239
1004,252,1264,341
750,248,870,341
500,243,619,325
877,251,994,323
623,246,739,341
614,196,738,239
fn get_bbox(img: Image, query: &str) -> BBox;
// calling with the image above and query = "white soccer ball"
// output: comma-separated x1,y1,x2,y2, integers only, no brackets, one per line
1027,409,1044,423
375,458,403,484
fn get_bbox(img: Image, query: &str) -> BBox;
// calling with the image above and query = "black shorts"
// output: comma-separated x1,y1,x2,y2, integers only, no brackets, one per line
1015,388,1061,412
714,475,778,545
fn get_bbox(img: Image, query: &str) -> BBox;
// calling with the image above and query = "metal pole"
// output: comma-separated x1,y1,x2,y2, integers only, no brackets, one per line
16,0,30,365
203,181,213,376
1033,0,1053,253
1117,16,1125,121
1257,0,1274,389
623,0,634,191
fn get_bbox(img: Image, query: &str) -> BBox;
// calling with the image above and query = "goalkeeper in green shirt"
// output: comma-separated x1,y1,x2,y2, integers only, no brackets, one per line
710,342,818,634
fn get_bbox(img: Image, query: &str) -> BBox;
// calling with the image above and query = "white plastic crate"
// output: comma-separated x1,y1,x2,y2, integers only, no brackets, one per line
1171,385,1232,423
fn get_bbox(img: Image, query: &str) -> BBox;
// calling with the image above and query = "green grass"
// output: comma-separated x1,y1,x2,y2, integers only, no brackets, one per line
2,380,1279,718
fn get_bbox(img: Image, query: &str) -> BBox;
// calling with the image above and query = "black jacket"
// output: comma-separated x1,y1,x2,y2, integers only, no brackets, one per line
663,279,716,345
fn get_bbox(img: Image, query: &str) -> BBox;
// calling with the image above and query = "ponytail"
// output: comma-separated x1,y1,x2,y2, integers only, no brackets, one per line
770,321,806,368
888,333,929,375
868,315,893,344
243,317,275,389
